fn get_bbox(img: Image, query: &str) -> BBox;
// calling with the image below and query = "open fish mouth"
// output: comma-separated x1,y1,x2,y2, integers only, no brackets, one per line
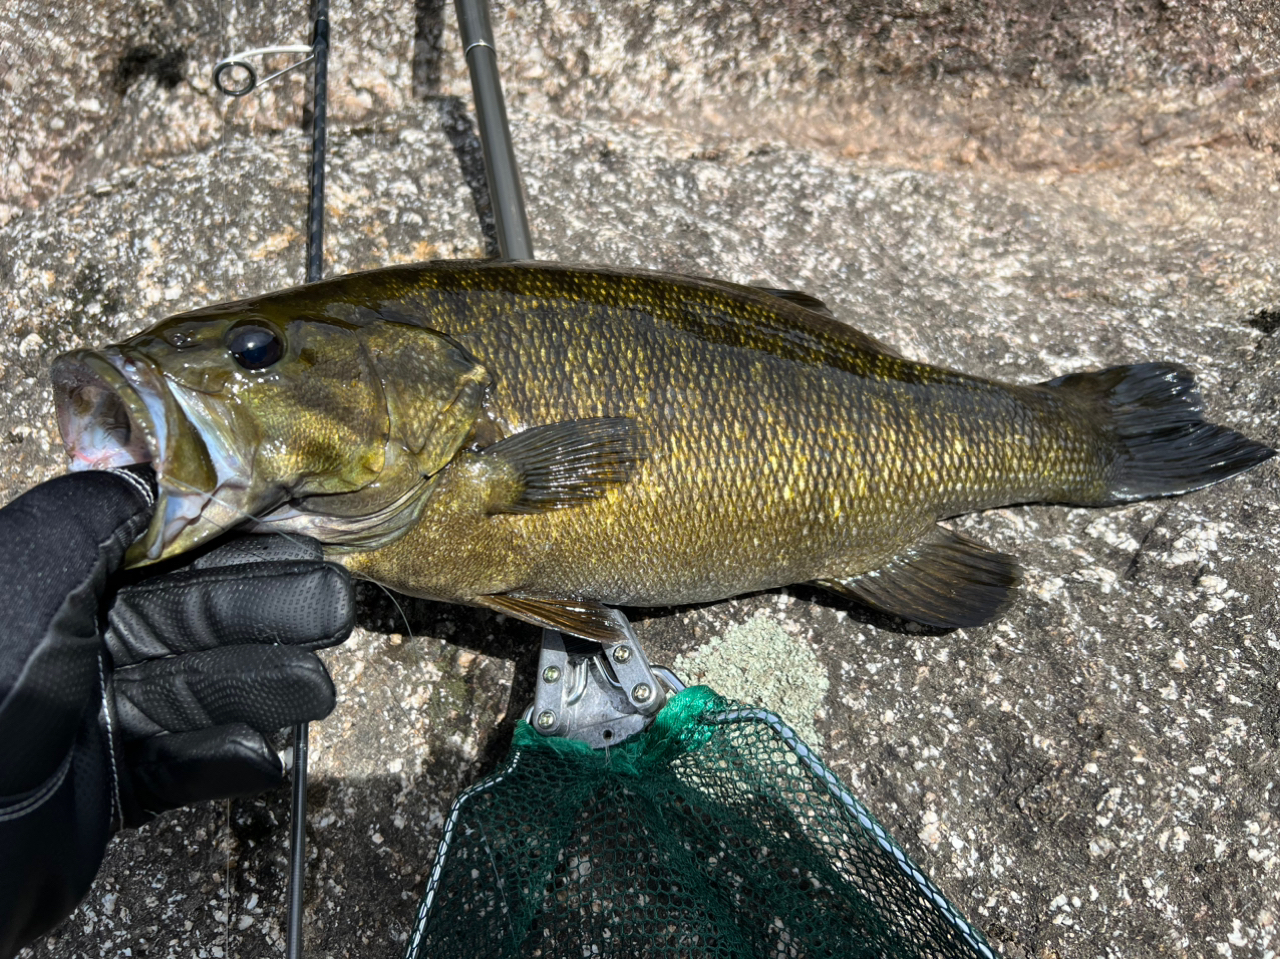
54,351,158,472
52,349,232,564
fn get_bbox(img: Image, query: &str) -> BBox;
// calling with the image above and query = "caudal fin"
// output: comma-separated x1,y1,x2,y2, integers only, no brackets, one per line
1046,363,1275,505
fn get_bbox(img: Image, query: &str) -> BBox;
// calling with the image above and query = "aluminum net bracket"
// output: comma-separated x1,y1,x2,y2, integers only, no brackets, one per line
526,610,668,748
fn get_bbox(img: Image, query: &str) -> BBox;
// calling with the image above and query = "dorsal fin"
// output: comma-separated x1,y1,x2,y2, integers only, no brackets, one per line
755,286,838,318
754,286,904,359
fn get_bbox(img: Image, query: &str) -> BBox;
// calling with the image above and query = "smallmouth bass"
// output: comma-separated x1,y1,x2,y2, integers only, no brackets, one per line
52,260,1275,640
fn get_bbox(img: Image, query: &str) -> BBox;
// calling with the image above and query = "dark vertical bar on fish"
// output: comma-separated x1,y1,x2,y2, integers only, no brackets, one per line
454,0,533,260
289,3,330,958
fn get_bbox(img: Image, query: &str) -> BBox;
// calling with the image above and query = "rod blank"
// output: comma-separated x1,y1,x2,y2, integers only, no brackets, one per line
288,4,330,959
455,0,533,260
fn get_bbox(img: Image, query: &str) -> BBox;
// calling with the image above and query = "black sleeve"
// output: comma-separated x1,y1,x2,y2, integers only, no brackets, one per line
0,718,118,959
0,470,153,959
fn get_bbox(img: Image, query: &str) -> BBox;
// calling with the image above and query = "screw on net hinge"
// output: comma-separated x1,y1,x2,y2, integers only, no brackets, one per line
526,609,678,749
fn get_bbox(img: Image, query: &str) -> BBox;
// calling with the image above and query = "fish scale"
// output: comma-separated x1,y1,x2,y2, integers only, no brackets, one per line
51,260,1274,637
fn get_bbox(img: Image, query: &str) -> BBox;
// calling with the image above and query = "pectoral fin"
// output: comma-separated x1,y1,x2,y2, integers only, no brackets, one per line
814,528,1019,629
477,593,632,643
480,417,647,514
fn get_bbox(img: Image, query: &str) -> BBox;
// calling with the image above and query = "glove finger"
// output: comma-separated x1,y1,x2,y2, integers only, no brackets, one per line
122,724,284,825
112,645,336,740
190,532,323,569
106,560,354,666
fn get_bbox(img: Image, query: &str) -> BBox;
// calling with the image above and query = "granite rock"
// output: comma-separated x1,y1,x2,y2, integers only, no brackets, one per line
3,3,1279,957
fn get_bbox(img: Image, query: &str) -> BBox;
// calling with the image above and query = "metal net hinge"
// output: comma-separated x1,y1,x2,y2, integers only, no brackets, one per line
525,611,678,749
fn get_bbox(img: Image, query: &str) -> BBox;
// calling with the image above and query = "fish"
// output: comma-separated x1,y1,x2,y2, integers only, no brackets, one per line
51,260,1275,642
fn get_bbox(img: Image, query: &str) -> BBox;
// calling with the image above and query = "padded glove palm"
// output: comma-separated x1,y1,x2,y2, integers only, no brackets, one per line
103,529,354,825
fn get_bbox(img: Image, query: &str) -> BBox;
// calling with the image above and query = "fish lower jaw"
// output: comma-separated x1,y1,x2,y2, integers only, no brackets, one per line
124,485,250,565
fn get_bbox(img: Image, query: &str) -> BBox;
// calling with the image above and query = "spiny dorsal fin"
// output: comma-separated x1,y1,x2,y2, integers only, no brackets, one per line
478,593,631,643
755,286,904,359
755,286,838,318
481,417,647,514
814,527,1020,629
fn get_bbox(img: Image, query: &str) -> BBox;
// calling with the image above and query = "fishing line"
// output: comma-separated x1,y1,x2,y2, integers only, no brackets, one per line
370,579,420,736
365,585,425,776
215,0,242,300
373,580,418,645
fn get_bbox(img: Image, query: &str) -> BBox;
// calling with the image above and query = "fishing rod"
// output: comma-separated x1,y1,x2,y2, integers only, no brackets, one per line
212,2,329,956
289,6,329,957
455,0,533,260
213,2,528,955
288,5,328,957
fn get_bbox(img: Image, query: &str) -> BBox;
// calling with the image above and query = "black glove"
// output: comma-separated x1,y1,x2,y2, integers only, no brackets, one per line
0,468,354,959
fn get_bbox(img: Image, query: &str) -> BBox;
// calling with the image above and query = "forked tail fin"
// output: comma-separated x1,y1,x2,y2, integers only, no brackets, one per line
1046,363,1274,505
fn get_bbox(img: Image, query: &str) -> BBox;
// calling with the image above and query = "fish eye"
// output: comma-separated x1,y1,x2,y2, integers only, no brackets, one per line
227,325,284,370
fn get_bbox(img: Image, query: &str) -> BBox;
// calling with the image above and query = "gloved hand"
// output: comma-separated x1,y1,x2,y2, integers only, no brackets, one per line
0,467,354,959
103,519,355,826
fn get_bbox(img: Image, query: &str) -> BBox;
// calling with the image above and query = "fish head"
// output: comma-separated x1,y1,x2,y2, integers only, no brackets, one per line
52,296,488,565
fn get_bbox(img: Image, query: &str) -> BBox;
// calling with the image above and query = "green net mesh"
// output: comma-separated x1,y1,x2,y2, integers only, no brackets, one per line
407,685,992,959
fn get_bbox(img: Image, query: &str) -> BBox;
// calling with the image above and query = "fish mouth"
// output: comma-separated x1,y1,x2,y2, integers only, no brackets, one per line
53,353,156,472
52,350,230,565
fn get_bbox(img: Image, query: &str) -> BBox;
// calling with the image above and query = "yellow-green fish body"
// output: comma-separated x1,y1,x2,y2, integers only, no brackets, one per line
52,260,1274,638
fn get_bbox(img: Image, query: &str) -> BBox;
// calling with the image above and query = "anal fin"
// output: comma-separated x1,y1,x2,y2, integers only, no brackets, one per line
478,593,633,643
814,527,1020,630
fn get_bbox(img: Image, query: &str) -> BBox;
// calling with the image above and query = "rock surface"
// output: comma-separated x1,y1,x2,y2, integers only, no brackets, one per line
3,2,1279,957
